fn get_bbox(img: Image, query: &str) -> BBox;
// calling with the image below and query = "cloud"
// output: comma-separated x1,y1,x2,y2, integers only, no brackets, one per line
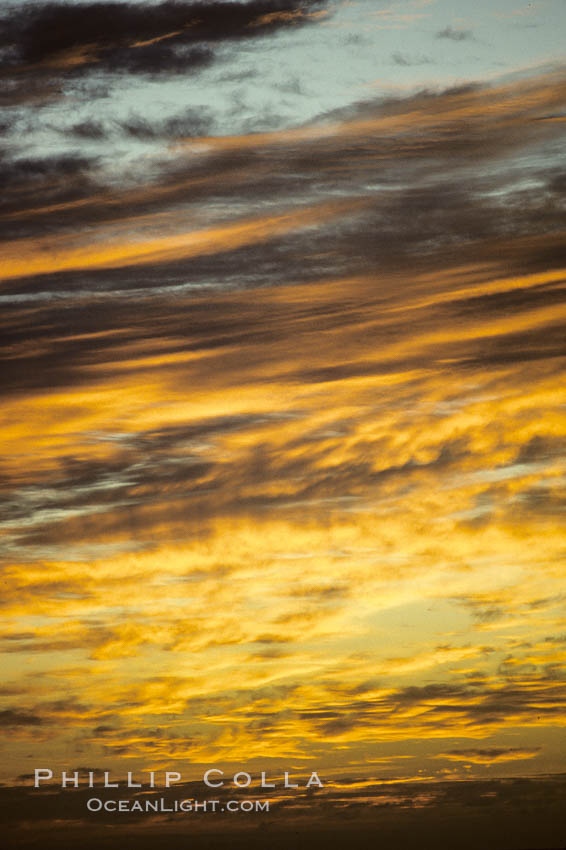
293,673,566,743
0,0,331,79
65,120,107,140
0,709,43,726
51,106,218,144
437,747,542,764
119,106,215,139
436,25,474,41
391,51,433,66
0,77,62,108
3,71,566,250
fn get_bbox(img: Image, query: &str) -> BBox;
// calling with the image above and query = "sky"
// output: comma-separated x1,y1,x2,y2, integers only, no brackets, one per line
1,1,566,847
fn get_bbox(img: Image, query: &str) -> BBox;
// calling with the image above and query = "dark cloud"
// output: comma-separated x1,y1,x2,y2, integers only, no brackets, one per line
516,483,566,517
66,119,107,139
0,708,43,726
290,673,566,744
99,42,214,75
0,151,98,221
440,747,541,762
436,25,474,42
63,111,212,143
119,105,215,138
0,77,62,107
391,51,433,66
0,0,330,78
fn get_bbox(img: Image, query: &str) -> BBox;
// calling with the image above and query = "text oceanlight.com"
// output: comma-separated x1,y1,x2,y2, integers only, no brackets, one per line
87,798,270,813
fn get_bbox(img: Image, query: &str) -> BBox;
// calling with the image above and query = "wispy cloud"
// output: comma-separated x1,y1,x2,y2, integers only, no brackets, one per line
436,25,474,41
